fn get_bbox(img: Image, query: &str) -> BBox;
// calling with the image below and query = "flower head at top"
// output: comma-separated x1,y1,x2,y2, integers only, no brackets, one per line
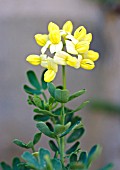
26,20,99,82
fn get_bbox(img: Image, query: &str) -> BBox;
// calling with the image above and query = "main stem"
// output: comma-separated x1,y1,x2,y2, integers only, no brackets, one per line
60,66,66,165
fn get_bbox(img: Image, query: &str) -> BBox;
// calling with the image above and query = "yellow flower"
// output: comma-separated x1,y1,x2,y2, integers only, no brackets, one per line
80,59,95,70
82,33,92,42
83,50,99,61
44,57,58,82
48,22,59,32
26,54,47,66
54,51,80,68
62,21,73,34
41,22,63,54
66,40,90,55
74,26,87,41
34,34,48,46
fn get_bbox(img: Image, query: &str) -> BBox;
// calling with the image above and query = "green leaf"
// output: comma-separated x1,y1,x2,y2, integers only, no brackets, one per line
87,144,102,168
69,162,85,170
44,155,53,170
41,69,47,90
79,151,87,164
12,157,20,170
21,151,40,169
49,140,59,153
98,163,114,170
36,122,55,138
34,114,49,122
34,108,57,117
51,159,62,170
38,148,50,168
66,141,80,154
46,122,54,132
60,121,81,138
53,107,72,116
67,128,85,143
26,141,33,148
68,89,86,101
67,101,89,114
32,95,43,109
54,124,66,135
33,133,42,145
24,85,42,95
47,83,56,98
71,116,81,126
70,153,77,162
27,70,41,90
54,89,69,103
13,139,29,149
0,162,12,170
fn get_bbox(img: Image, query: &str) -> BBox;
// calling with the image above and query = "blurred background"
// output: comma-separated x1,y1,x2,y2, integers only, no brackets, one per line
0,0,120,169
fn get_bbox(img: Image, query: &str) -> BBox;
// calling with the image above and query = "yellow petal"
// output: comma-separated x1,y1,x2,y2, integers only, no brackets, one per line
75,41,90,53
26,55,41,65
44,70,56,82
80,59,95,70
49,30,61,44
83,50,99,61
74,26,86,41
62,21,73,33
34,34,48,46
66,56,77,67
48,22,59,32
83,33,92,42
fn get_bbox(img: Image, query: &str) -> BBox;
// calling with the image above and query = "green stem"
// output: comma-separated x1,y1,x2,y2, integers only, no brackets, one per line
42,91,47,102
60,66,66,166
31,145,35,152
62,65,66,89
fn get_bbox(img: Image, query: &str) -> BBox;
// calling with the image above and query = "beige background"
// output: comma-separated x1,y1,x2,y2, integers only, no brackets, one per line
0,0,120,169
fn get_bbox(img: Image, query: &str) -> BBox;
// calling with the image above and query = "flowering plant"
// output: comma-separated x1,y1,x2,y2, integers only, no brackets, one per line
0,21,113,170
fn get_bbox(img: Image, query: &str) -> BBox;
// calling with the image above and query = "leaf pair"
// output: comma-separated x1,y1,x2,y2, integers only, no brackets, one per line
13,133,41,150
24,70,47,95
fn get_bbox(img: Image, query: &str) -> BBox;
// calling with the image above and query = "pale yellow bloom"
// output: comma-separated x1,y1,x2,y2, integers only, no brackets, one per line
44,57,58,82
66,40,90,55
83,50,99,61
26,54,47,66
80,59,95,70
54,51,79,68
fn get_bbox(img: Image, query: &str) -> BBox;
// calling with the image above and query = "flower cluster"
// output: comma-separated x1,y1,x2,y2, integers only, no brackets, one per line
26,21,99,82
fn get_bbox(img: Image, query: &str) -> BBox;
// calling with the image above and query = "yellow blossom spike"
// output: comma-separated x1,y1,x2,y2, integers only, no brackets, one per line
49,30,61,44
48,22,59,32
62,21,73,33
74,26,87,41
44,70,56,82
26,55,41,65
80,59,95,70
75,41,90,54
34,34,48,46
83,33,92,42
83,50,99,61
